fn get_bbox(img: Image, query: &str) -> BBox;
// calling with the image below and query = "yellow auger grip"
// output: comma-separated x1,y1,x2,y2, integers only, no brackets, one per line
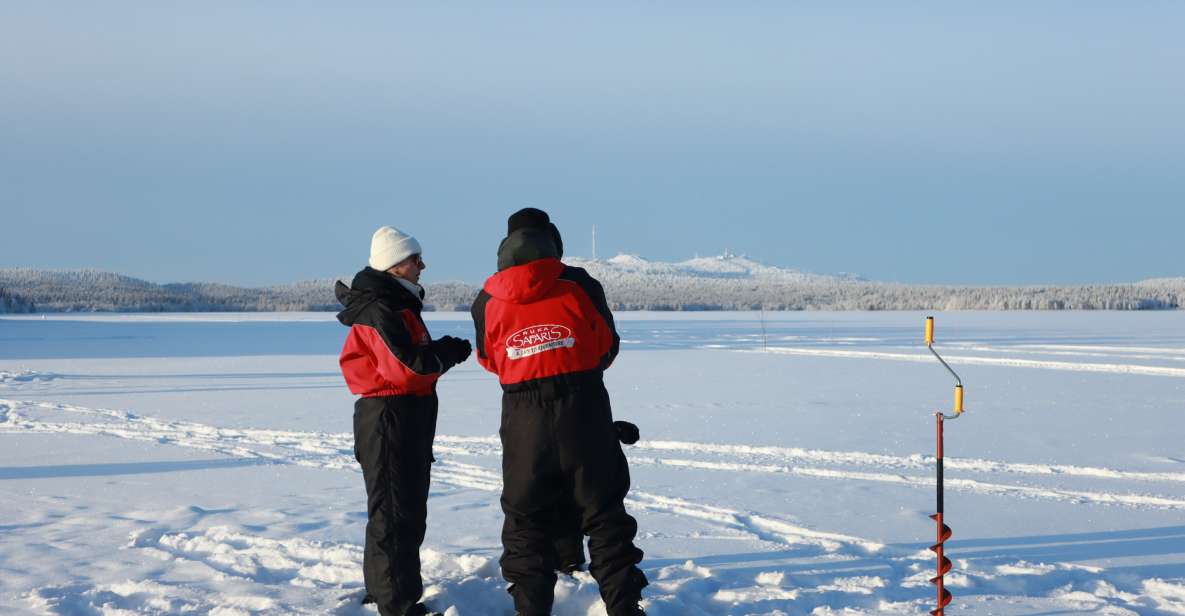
925,316,935,346
954,385,964,414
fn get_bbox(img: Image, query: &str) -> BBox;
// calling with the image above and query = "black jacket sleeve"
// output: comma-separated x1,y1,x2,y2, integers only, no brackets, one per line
470,290,493,361
560,267,620,368
372,305,445,376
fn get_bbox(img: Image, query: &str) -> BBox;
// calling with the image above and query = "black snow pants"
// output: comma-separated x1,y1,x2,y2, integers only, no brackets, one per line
354,393,438,616
499,378,648,616
552,502,586,571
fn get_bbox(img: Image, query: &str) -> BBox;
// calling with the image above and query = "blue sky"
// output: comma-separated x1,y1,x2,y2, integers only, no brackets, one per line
2,2,1183,286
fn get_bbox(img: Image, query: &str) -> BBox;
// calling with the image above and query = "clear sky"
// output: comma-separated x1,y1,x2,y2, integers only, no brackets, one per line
2,2,1183,287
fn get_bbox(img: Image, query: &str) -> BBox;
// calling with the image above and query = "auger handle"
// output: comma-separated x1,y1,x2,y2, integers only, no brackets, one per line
926,316,965,419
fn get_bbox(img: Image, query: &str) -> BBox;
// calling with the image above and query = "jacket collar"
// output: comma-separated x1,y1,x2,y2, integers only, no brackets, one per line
483,258,565,304
335,267,423,325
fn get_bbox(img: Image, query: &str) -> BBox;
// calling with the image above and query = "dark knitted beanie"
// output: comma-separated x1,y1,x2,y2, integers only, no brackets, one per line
507,208,551,235
506,207,562,257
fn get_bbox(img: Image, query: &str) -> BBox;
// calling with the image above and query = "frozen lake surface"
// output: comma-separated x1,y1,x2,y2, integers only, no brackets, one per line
2,311,1184,615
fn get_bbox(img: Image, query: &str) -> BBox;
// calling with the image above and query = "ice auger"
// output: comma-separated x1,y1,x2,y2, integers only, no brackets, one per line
925,316,964,616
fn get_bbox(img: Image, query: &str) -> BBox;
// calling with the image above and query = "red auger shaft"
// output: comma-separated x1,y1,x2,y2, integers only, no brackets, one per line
929,412,953,615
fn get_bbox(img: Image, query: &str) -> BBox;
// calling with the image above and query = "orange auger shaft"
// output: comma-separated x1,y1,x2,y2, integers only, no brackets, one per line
924,316,963,615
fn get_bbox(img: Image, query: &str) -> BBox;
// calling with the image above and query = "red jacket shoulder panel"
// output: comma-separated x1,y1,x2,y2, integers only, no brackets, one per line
477,273,614,385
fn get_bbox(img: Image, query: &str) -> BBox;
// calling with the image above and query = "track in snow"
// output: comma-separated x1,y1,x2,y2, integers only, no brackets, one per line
7,397,1185,614
0,399,879,554
4,398,1183,513
754,346,1185,378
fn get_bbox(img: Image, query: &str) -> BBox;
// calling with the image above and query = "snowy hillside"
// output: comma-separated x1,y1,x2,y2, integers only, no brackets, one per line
566,253,853,283
566,254,1182,311
1138,278,1185,289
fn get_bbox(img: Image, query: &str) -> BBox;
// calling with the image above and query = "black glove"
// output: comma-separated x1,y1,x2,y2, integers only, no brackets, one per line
433,336,472,369
614,420,640,445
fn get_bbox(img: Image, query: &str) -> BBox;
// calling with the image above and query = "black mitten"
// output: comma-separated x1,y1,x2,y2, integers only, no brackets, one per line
614,420,640,445
434,336,472,368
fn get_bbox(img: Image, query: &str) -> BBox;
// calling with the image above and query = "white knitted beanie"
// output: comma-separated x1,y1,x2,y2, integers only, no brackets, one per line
368,226,423,271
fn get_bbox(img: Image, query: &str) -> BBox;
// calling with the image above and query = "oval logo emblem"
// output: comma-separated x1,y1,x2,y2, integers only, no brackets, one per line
506,324,576,359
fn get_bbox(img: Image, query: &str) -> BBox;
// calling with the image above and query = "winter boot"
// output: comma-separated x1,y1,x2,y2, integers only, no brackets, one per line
554,532,586,576
404,603,442,616
609,604,646,616
558,560,585,576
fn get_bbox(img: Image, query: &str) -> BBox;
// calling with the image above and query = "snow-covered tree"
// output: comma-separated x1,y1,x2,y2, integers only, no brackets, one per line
2,260,1181,313
0,286,35,313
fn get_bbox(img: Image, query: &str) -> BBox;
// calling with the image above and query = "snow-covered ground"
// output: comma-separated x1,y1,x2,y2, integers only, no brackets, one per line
2,311,1184,615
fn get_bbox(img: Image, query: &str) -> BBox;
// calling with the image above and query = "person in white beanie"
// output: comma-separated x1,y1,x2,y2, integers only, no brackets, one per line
334,226,471,616
369,226,424,282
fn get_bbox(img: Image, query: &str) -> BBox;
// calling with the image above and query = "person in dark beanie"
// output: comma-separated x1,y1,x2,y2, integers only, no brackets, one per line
472,208,648,616
336,226,472,616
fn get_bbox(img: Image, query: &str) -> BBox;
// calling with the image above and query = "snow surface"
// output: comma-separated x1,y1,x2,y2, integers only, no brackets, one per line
2,311,1185,615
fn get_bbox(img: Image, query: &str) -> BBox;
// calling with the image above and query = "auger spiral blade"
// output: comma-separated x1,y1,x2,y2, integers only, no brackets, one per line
928,510,953,614
929,588,953,616
929,514,952,545
928,553,953,578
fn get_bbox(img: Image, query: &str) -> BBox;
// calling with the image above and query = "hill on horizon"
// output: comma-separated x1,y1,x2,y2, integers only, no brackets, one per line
1,255,1182,313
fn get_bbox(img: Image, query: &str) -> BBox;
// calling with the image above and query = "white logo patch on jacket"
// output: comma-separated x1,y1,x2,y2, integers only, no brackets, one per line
506,324,576,360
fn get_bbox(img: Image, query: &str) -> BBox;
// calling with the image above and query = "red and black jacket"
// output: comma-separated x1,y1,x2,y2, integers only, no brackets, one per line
336,267,447,397
471,257,620,392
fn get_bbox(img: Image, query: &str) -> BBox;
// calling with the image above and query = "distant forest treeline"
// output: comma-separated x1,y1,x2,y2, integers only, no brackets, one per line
1,267,1182,313
0,269,476,313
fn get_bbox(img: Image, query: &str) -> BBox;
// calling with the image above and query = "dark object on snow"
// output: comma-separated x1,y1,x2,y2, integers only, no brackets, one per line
558,559,585,576
614,421,640,445
363,596,441,616
517,611,643,616
403,602,443,616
